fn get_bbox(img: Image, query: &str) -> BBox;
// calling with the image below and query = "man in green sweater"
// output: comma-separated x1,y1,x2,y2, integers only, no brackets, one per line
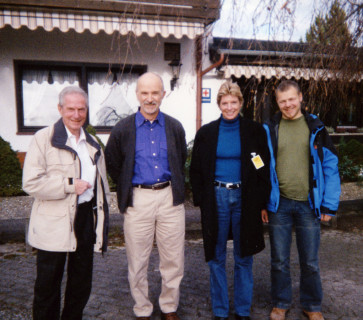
262,80,341,320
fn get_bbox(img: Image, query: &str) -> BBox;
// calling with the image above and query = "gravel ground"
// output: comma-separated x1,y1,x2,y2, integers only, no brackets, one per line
0,189,119,220
0,182,362,221
339,182,363,201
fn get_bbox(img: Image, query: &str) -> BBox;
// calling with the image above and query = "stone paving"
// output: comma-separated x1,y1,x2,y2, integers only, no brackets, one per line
1,229,362,320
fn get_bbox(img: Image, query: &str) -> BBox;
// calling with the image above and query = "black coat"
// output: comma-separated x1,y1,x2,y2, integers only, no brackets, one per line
105,112,187,213
190,116,271,261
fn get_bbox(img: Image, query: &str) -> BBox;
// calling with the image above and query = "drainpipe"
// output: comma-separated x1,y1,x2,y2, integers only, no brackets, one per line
196,35,225,131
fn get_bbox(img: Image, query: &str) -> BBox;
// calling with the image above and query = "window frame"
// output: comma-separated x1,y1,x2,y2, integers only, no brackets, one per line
14,60,147,134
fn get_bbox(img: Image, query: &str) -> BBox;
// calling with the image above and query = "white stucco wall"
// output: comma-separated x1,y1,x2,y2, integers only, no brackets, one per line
0,25,208,152
200,73,226,126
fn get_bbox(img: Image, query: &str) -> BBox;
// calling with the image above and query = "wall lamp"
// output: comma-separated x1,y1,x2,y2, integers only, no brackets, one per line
168,59,182,91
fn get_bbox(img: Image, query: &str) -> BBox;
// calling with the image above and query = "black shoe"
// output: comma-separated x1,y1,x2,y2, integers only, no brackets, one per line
235,315,251,320
214,317,228,320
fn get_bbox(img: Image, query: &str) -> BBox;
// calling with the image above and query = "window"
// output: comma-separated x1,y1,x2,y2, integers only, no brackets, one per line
14,61,146,133
164,43,180,61
87,68,139,128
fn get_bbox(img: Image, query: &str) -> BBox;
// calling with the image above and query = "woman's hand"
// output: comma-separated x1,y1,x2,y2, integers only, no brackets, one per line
261,209,269,223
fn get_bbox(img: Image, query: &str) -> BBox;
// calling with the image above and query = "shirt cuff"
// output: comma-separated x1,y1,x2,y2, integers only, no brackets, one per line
320,205,336,216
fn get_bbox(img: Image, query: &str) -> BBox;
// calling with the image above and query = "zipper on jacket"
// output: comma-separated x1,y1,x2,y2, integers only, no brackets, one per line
72,154,81,235
308,124,325,215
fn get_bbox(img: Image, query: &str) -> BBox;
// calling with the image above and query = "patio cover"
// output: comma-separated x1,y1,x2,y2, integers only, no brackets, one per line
222,65,363,82
0,9,205,39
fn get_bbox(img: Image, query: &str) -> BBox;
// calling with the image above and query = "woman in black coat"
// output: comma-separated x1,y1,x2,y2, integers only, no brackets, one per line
190,82,271,320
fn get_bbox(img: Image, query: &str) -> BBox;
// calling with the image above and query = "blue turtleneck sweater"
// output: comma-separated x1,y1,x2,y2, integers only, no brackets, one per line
214,116,241,183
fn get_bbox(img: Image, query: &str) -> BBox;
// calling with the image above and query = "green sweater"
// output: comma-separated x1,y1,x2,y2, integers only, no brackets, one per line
276,116,310,201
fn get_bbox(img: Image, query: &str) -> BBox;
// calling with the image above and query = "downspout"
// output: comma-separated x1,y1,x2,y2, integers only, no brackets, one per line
196,35,225,131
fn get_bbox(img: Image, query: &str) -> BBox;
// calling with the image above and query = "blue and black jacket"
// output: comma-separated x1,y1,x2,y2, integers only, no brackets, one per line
263,111,341,218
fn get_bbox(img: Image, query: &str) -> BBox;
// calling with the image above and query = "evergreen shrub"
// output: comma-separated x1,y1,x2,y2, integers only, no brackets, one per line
337,138,363,182
0,136,24,196
184,140,194,200
86,125,105,150
86,125,116,191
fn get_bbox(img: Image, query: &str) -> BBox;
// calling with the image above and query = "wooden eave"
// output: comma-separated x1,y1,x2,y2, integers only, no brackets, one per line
0,0,220,24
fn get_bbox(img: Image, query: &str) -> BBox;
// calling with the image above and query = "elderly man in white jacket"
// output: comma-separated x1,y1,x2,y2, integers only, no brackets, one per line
23,86,110,320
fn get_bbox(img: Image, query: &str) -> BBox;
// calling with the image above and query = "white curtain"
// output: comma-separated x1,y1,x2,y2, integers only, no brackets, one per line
22,69,80,126
22,69,78,84
21,68,139,127
88,71,114,85
88,72,139,126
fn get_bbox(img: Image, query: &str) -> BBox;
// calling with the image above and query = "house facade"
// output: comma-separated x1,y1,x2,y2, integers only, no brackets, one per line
1,1,361,157
0,0,220,154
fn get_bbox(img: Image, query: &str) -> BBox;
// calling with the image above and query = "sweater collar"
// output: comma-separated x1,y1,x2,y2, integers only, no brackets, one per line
219,114,240,126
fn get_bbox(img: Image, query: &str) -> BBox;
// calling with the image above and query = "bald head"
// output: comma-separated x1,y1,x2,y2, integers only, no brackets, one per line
136,72,165,92
136,72,166,121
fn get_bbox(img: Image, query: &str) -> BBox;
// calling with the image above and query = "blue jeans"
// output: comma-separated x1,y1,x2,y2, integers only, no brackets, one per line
268,197,322,312
208,185,253,318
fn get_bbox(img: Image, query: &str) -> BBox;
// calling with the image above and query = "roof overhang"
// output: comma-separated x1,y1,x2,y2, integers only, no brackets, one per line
0,9,205,38
210,38,363,83
0,0,220,39
222,65,363,82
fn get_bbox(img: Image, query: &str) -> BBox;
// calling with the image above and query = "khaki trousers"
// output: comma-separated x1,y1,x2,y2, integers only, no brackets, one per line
124,185,185,317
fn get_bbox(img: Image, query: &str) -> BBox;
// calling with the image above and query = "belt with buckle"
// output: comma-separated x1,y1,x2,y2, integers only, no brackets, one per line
213,181,241,189
133,181,171,190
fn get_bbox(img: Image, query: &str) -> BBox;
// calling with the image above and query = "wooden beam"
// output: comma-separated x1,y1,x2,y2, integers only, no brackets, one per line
0,0,220,8
0,0,219,8
0,0,220,23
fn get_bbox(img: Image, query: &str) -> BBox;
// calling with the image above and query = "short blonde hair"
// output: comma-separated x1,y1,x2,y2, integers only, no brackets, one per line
217,82,243,106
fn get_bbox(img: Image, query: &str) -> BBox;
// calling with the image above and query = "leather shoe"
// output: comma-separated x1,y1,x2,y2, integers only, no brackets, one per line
303,310,324,320
235,315,251,320
270,307,288,320
161,311,180,320
136,317,151,320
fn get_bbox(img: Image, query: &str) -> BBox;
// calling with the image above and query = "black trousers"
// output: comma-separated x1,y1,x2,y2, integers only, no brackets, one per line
33,200,96,320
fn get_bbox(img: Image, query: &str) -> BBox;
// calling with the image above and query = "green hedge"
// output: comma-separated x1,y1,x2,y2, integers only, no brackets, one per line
0,136,24,196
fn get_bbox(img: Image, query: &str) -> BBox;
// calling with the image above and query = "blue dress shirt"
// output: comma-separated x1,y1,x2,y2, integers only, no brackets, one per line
132,110,171,185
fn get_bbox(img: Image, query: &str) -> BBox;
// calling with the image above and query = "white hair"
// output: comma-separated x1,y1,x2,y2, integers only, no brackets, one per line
58,86,88,108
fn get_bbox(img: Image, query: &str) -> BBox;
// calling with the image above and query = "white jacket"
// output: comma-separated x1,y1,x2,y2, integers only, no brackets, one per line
23,119,110,252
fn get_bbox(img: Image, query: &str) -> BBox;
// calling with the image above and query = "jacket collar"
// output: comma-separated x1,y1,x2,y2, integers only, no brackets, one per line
302,110,324,132
266,112,282,127
51,118,101,152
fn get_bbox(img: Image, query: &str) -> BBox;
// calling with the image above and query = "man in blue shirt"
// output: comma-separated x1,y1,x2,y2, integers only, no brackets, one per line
105,72,187,320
